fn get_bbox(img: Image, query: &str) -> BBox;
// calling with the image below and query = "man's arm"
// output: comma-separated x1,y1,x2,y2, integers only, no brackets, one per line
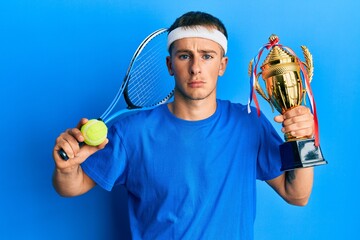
52,118,108,197
267,168,313,206
52,165,96,197
267,106,315,206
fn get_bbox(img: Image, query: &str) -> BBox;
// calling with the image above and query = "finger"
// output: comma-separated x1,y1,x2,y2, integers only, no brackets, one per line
54,128,83,158
283,113,313,128
274,114,284,123
97,138,109,149
59,119,88,159
280,107,314,138
282,113,314,137
76,118,89,129
283,106,310,119
282,106,313,128
283,121,314,137
53,141,86,169
55,132,79,159
65,127,85,143
77,138,109,159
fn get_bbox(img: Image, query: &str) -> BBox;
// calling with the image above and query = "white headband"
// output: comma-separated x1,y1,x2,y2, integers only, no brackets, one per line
167,26,228,54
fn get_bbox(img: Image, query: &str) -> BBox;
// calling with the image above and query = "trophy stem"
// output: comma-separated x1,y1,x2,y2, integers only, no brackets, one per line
284,133,307,142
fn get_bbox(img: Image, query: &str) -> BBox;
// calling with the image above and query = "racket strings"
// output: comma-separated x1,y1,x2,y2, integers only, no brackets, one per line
127,35,174,107
101,29,174,122
129,58,169,106
129,52,166,103
100,32,164,120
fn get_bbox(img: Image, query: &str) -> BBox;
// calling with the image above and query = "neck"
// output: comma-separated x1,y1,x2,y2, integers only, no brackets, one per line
168,96,217,121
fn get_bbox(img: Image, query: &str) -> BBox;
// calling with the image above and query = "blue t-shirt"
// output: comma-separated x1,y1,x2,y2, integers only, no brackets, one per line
82,99,283,239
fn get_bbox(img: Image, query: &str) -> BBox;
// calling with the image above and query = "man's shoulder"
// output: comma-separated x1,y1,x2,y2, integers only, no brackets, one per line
217,99,249,114
111,104,168,126
217,99,272,124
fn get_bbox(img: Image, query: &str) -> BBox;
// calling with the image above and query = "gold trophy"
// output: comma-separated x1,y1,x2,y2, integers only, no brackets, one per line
249,34,327,171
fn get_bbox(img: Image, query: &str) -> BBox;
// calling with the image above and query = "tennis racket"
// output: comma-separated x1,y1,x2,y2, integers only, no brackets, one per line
59,28,174,160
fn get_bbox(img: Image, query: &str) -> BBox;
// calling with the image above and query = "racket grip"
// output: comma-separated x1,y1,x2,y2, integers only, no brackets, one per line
58,142,85,161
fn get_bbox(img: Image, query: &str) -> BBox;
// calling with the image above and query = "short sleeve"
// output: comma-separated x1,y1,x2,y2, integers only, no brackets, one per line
256,114,284,181
81,125,128,191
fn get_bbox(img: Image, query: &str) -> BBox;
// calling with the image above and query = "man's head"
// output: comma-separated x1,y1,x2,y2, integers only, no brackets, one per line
165,11,229,102
167,11,228,56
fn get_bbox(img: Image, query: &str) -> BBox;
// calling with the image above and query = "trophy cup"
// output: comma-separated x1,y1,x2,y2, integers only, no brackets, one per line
249,34,327,171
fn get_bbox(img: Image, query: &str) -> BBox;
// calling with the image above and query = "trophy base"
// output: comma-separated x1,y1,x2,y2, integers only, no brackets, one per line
280,138,327,171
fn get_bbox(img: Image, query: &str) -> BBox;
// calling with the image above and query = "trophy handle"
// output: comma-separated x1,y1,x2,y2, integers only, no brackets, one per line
301,46,313,83
300,46,314,105
254,72,275,112
248,60,275,112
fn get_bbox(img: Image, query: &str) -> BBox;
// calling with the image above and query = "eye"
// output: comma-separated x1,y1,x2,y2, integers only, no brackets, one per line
202,54,213,60
178,54,190,60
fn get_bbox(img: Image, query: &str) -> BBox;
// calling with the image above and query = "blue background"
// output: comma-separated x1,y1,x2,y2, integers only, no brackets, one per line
1,0,359,239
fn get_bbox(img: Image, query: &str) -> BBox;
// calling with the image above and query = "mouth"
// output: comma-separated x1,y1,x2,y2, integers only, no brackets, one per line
188,80,205,88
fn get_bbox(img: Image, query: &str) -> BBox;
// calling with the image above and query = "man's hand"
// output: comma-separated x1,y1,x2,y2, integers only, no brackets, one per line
274,106,314,138
53,118,108,171
52,118,108,196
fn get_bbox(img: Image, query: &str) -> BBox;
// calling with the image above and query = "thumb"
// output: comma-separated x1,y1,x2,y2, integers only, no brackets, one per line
81,139,109,157
274,114,284,123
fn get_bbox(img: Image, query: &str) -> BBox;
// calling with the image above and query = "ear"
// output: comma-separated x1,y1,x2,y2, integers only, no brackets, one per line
218,56,228,77
166,56,174,76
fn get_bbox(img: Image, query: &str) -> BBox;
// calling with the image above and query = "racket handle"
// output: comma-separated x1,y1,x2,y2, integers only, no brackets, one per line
58,142,85,161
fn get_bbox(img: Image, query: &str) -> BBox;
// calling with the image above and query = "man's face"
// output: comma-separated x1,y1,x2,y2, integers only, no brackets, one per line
166,37,228,102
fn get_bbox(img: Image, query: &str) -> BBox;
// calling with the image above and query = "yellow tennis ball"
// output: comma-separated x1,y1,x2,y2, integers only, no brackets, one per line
81,119,108,146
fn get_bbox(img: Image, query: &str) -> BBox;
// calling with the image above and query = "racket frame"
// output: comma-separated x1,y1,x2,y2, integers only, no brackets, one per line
101,28,170,120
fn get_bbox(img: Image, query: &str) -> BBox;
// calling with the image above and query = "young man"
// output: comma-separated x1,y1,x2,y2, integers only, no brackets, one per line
53,11,314,239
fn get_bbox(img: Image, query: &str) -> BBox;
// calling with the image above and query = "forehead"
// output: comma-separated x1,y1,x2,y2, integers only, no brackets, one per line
171,37,223,53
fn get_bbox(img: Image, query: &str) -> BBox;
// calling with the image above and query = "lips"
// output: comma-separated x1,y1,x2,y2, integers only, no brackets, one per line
188,80,205,88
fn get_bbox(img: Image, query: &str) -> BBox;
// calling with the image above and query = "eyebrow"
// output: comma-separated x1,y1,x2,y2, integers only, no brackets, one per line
174,49,219,55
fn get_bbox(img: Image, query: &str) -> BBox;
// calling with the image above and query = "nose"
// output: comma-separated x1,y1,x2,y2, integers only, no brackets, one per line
190,57,201,75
